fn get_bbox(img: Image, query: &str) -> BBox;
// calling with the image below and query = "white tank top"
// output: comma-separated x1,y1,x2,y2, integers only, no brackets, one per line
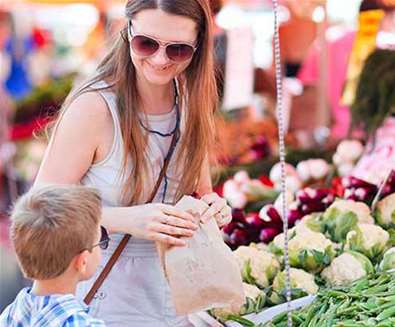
81,81,184,207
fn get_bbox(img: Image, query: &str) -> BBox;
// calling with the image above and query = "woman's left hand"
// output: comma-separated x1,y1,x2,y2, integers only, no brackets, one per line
200,192,232,228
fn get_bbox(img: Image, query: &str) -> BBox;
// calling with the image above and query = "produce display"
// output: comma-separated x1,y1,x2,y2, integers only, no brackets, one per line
209,168,395,326
265,271,395,326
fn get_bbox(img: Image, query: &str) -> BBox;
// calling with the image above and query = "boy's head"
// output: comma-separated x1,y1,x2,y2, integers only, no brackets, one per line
10,184,103,281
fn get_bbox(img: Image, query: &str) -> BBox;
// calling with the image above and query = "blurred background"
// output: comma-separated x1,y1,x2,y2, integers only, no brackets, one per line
1,0,394,312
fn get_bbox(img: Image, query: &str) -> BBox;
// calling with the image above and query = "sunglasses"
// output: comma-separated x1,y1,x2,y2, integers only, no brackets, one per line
127,21,197,62
90,226,110,251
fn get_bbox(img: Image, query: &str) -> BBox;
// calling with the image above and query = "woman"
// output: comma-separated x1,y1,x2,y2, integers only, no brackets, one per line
34,0,232,326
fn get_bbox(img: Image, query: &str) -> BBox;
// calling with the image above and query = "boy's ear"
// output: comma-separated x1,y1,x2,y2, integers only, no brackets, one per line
73,250,90,274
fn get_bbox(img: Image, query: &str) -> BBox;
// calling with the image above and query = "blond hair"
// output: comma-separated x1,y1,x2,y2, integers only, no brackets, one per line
10,184,102,280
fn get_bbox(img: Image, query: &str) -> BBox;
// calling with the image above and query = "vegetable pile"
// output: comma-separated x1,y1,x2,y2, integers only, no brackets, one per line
265,271,395,327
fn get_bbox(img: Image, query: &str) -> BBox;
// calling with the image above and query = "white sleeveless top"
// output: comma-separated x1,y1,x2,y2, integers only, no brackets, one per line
76,83,193,327
81,81,184,207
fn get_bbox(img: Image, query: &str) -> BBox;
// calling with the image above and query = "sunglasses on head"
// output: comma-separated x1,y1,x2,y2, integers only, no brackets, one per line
127,20,197,63
90,226,110,251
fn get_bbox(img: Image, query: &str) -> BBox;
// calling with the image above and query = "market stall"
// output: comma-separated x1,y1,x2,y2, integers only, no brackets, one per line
2,0,395,325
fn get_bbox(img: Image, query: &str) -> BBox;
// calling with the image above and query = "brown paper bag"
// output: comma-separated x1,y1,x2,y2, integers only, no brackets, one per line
157,195,245,315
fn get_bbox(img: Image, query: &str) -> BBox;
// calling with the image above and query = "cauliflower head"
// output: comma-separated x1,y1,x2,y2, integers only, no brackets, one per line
269,227,298,256
321,251,373,287
375,193,395,229
288,229,335,273
269,224,334,272
273,268,319,295
345,223,389,260
322,199,374,242
295,213,324,233
233,245,280,288
379,247,395,272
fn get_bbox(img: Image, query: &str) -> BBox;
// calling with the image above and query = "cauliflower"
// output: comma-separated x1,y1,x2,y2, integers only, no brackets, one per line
345,223,389,260
268,227,297,256
295,213,324,233
210,283,265,322
375,193,395,229
233,246,280,288
379,247,395,271
269,224,334,272
288,229,335,273
273,268,318,296
322,199,374,242
321,251,374,287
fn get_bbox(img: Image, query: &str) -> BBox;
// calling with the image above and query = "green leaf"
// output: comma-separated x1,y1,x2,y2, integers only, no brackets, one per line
243,260,257,285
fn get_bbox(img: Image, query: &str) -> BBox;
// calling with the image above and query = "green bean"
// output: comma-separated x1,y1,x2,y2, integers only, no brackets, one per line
376,306,395,321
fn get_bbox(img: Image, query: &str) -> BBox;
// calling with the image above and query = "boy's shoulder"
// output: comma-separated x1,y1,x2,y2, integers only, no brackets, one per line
0,288,30,326
63,312,106,327
34,292,106,327
0,288,105,327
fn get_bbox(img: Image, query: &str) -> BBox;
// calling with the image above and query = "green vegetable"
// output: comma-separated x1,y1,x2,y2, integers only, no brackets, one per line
265,271,395,326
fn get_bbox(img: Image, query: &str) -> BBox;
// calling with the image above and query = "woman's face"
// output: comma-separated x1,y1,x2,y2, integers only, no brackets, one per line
129,9,198,86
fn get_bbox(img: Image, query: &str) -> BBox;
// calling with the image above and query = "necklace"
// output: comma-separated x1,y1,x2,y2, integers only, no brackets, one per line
139,79,181,203
139,79,180,137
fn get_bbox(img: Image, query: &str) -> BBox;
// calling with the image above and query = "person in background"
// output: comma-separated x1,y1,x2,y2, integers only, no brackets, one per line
297,0,395,141
351,49,395,184
4,12,33,100
277,0,319,77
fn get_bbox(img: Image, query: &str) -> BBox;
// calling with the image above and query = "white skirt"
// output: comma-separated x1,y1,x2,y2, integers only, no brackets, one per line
76,235,193,327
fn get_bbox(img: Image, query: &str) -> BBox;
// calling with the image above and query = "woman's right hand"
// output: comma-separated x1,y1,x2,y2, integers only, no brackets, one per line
128,203,199,246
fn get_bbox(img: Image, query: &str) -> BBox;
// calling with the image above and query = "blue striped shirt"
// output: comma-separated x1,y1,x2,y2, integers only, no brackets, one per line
0,287,105,326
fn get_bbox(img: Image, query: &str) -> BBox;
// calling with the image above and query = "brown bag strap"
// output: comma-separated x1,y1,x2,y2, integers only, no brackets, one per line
84,130,179,304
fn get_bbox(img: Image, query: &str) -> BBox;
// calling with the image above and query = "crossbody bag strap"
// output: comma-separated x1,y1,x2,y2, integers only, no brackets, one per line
84,130,179,305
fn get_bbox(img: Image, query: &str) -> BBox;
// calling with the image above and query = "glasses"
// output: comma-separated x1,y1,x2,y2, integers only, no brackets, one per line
127,21,197,62
90,226,110,251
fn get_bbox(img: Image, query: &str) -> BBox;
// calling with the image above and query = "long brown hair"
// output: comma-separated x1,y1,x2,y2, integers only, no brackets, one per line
56,0,217,205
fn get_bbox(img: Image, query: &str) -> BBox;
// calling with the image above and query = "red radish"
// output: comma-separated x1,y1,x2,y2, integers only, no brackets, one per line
222,222,241,235
288,209,303,226
245,212,266,229
260,205,283,226
229,228,249,246
231,208,246,223
259,227,279,243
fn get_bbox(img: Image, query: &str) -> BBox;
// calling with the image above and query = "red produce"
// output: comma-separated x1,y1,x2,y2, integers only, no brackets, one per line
260,205,283,226
245,212,266,229
288,209,303,226
258,175,274,187
296,188,333,203
222,222,244,235
332,176,345,197
341,176,376,189
229,228,249,246
259,227,279,243
213,183,224,197
231,208,246,223
300,202,326,215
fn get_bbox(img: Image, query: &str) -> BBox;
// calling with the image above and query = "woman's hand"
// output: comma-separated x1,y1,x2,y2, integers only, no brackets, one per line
128,203,199,246
200,192,232,228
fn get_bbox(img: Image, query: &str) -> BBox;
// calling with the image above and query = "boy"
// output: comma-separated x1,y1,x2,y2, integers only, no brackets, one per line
0,184,108,326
